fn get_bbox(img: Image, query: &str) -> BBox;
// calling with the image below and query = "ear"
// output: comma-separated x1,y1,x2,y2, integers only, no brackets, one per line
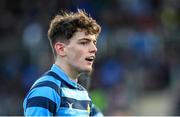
54,42,66,57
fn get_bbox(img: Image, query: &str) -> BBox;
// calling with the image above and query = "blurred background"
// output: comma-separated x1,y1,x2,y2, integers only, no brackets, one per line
0,0,180,115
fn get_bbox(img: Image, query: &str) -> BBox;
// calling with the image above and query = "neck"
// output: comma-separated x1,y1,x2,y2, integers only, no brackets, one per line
55,60,79,82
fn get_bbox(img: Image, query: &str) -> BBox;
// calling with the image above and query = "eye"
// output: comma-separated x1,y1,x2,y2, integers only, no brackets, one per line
80,41,88,45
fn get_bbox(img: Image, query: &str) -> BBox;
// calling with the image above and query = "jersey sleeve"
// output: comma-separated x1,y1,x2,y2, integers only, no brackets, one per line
23,80,61,116
90,103,104,117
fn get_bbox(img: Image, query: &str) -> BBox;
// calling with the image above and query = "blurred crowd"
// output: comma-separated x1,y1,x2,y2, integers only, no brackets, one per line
0,0,180,115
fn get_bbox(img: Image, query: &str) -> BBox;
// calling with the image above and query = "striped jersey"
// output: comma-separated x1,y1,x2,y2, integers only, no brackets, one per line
23,64,103,116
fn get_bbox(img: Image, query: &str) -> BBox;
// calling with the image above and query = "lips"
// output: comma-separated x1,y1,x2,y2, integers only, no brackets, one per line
85,56,95,62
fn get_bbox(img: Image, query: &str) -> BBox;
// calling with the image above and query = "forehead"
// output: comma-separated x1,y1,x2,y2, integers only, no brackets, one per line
70,30,97,41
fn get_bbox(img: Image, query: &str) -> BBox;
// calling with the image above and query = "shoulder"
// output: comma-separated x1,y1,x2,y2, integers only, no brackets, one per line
23,72,63,115
24,75,62,106
27,74,62,97
32,75,61,88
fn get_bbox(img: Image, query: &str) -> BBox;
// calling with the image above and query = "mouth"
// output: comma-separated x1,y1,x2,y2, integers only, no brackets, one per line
85,56,95,62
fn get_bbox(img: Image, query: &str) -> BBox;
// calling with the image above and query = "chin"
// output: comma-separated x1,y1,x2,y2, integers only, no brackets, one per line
80,67,92,73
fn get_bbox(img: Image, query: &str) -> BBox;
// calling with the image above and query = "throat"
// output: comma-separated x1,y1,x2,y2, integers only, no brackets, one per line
55,62,79,82
64,67,79,83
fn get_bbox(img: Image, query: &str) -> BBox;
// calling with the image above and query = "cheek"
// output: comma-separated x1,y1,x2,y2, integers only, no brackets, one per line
67,45,87,64
75,50,84,62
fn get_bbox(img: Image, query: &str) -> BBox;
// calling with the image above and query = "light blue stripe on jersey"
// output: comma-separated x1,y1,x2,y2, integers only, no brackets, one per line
31,75,61,88
28,87,60,104
61,87,91,101
57,107,89,116
25,107,53,116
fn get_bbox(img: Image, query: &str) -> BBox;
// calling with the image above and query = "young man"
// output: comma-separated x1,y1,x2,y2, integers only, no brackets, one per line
23,9,102,116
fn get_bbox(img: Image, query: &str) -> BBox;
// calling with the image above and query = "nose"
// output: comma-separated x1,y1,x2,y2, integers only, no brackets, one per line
89,43,97,53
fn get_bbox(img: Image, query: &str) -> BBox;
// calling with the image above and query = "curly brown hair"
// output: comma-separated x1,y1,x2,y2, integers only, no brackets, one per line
48,9,101,58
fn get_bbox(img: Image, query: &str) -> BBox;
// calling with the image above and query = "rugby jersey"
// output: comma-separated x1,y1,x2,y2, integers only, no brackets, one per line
23,64,103,116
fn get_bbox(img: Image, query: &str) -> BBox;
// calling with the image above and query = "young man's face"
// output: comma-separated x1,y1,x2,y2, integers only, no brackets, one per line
64,30,98,73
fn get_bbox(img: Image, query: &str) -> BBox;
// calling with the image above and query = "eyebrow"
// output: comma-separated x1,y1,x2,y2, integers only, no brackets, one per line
78,38,96,42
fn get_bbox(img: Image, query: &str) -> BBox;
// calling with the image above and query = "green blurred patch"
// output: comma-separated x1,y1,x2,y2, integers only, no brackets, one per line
90,89,108,112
